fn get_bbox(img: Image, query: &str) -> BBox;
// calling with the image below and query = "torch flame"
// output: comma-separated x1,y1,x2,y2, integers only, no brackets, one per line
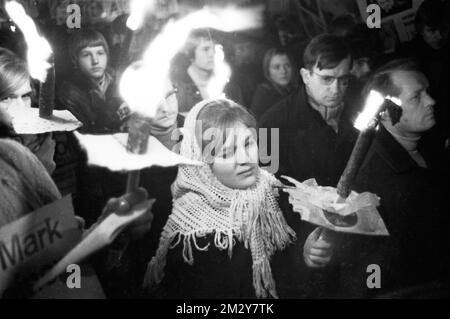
354,91,403,131
386,96,402,106
205,44,231,99
5,0,52,82
120,6,262,118
354,90,385,131
126,0,156,31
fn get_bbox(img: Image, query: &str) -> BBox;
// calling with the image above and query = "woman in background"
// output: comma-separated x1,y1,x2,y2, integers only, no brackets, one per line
250,48,297,121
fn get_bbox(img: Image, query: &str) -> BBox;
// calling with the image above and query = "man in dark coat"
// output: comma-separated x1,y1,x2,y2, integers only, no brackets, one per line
260,34,360,298
260,34,359,187
337,59,449,298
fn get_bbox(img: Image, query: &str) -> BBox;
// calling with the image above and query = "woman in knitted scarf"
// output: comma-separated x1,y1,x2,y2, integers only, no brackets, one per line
144,98,296,299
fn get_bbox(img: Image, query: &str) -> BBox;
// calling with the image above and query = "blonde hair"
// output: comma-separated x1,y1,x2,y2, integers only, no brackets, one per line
0,47,30,100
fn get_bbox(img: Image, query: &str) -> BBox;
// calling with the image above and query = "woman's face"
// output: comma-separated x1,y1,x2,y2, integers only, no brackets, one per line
0,79,32,118
210,122,259,190
151,79,179,130
268,54,292,87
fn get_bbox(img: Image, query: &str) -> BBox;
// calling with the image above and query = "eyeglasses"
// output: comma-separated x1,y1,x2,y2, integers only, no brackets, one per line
311,71,352,87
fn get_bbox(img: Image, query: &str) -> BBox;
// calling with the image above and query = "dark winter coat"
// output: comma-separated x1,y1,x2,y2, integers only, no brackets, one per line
337,125,450,298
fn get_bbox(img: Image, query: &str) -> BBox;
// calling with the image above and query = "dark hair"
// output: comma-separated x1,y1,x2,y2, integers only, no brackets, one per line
415,0,450,34
196,99,257,157
328,15,358,37
362,58,421,98
262,47,296,84
184,28,215,61
0,47,30,100
303,34,352,70
68,29,110,67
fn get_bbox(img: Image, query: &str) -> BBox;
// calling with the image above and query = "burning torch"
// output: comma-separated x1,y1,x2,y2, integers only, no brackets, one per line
5,0,55,118
33,6,263,291
320,90,402,240
118,0,157,71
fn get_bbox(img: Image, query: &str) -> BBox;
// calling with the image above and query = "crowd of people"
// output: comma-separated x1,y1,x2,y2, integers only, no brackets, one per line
0,0,449,299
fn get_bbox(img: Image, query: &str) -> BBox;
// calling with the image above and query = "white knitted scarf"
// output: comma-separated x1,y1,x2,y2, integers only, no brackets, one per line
144,99,296,298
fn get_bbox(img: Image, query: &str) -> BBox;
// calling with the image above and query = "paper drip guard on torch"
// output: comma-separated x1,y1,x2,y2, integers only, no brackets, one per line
319,91,402,241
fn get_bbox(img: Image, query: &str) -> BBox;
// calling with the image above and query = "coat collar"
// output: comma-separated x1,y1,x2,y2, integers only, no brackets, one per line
294,84,356,139
370,124,420,174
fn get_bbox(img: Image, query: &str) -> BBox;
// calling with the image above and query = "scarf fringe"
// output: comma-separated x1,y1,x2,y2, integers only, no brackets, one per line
253,258,278,299
144,212,295,297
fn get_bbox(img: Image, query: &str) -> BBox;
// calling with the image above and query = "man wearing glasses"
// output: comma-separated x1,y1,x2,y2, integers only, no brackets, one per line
260,33,358,188
259,34,359,298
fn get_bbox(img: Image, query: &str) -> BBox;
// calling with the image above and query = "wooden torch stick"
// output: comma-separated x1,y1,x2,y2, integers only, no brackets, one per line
125,114,151,192
318,92,404,241
38,54,55,118
319,129,376,241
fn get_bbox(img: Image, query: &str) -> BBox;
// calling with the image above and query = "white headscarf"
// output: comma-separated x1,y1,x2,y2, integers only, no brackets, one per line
144,99,295,298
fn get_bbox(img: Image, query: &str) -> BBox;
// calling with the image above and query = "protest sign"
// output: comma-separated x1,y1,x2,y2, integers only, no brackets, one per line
0,196,80,296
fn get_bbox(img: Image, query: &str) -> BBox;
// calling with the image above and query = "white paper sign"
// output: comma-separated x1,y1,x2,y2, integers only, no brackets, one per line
0,196,81,296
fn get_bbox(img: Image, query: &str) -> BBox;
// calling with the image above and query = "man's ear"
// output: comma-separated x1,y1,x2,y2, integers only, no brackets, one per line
380,109,392,123
300,68,310,85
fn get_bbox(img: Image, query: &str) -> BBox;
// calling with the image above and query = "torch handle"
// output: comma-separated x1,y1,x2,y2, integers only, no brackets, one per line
319,227,336,242
39,58,55,118
126,170,141,193
118,29,134,72
336,129,375,199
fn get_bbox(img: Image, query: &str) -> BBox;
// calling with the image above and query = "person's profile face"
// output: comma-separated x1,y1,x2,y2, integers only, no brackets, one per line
268,54,293,87
393,71,436,135
208,122,259,190
77,45,108,80
301,56,352,109
0,79,32,122
192,38,215,71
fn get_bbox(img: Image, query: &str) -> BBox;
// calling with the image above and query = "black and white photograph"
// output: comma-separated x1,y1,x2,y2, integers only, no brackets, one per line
0,0,448,307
